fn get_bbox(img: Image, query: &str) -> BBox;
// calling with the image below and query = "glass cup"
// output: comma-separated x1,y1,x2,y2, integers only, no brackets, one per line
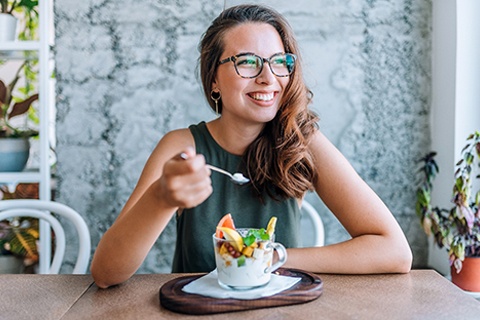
212,228,287,290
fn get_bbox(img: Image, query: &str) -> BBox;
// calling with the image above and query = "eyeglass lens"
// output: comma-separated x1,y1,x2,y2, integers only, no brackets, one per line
235,53,295,78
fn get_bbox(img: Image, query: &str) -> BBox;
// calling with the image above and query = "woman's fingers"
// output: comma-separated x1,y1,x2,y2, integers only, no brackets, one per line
174,175,213,208
159,149,212,208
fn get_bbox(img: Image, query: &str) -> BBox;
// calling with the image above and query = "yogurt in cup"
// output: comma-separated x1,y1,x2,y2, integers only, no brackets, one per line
212,228,287,290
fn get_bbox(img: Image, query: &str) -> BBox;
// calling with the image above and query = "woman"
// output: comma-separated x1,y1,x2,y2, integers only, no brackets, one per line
91,4,412,288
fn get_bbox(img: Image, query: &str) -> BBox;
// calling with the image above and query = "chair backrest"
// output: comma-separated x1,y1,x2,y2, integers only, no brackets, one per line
0,200,91,274
300,200,325,247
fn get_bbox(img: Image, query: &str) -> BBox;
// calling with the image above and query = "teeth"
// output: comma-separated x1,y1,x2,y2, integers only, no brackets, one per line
250,92,274,101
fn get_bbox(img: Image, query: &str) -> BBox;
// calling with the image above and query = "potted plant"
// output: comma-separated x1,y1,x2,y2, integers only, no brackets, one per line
0,184,40,273
0,60,39,172
0,0,38,41
0,215,39,273
416,131,480,291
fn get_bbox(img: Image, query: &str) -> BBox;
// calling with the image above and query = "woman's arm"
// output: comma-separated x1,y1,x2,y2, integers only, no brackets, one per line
285,130,412,274
90,129,213,288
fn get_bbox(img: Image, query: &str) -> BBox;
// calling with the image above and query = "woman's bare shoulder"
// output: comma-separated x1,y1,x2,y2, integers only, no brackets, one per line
308,128,337,156
151,127,195,160
161,127,193,143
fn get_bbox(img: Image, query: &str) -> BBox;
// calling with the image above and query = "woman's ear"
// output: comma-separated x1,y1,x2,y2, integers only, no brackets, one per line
211,79,218,90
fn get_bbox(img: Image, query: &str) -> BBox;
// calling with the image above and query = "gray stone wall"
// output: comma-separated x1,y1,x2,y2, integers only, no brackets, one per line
54,0,430,273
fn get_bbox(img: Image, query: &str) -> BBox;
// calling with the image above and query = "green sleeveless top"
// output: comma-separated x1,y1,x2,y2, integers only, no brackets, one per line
171,121,301,273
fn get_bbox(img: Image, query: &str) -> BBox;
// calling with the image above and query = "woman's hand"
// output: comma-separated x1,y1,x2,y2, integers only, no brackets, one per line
155,147,213,210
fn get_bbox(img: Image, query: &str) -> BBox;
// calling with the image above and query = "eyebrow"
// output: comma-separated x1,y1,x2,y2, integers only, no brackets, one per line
218,52,257,65
225,52,256,57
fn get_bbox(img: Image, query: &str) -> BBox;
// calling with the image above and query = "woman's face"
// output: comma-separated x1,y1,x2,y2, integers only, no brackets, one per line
214,22,290,125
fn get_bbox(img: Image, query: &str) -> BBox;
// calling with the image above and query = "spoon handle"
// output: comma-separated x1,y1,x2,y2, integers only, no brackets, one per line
206,164,233,178
180,154,247,184
180,153,232,178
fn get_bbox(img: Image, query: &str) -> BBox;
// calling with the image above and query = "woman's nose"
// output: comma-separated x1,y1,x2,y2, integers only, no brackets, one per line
255,63,276,85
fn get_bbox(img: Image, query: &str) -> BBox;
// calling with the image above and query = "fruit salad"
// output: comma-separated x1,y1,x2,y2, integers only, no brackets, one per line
213,214,278,289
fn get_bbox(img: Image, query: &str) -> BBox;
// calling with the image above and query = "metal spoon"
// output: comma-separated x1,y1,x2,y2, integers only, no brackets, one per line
206,164,250,185
179,152,249,185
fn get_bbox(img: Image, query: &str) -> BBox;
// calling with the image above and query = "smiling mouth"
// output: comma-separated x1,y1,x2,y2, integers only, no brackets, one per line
248,92,275,102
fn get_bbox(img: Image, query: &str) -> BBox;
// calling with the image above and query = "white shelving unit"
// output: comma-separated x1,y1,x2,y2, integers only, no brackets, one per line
0,41,40,51
0,0,53,274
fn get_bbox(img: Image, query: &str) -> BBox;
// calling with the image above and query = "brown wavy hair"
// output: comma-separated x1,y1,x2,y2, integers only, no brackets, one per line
199,4,319,200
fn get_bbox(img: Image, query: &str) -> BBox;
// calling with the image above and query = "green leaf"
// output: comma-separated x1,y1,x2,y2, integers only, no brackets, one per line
455,177,464,191
245,228,270,241
243,235,256,247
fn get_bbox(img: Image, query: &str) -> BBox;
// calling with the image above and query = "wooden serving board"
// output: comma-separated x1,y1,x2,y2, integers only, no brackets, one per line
159,268,323,315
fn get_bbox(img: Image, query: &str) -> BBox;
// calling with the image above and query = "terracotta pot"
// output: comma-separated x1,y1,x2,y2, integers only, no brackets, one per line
451,256,480,292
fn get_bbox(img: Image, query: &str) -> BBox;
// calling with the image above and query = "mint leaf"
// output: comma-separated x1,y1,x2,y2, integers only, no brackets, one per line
244,228,270,241
260,232,270,241
243,235,256,247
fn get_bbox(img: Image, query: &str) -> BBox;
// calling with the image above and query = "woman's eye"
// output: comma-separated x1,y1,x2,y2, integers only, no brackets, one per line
237,57,259,68
271,58,286,66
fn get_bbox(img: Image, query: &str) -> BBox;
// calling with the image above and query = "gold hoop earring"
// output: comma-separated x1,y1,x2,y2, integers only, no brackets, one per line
211,89,221,116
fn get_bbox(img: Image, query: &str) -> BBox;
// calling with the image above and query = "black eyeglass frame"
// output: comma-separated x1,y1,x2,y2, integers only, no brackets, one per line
218,52,297,79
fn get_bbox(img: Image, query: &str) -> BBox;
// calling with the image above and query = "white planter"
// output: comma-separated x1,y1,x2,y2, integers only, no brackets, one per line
0,138,31,172
0,13,18,42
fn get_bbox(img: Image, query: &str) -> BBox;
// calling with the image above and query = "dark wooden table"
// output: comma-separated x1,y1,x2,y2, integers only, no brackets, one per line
2,270,480,319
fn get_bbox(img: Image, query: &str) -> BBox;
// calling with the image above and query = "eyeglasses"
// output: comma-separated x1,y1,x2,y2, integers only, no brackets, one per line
218,52,296,78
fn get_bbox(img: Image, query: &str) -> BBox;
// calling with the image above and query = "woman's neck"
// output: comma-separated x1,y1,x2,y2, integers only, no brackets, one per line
206,118,264,156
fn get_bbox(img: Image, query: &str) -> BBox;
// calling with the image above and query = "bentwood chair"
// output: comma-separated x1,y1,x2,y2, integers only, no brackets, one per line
300,200,325,247
0,199,91,274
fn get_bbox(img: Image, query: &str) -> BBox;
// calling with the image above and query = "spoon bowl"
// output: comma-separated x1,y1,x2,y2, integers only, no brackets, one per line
207,165,250,185
179,152,249,185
